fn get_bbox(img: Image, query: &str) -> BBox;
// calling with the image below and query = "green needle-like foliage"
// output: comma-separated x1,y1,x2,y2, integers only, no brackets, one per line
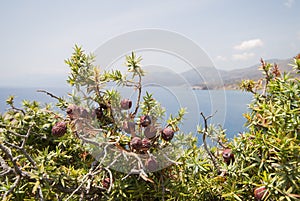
0,46,299,200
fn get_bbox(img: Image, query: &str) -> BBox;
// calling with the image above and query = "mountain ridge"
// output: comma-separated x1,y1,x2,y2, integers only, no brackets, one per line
217,57,294,89
150,57,295,90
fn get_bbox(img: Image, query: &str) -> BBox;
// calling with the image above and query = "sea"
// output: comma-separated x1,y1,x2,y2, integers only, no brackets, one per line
0,87,253,140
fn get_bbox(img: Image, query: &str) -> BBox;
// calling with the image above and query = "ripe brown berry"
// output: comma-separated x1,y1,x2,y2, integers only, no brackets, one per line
161,127,174,141
222,149,235,165
102,178,110,189
140,115,151,127
120,98,132,110
141,138,151,150
66,107,72,115
94,103,109,120
99,103,108,109
66,104,80,120
130,137,142,150
67,105,90,119
95,107,103,120
254,186,268,200
146,158,158,172
144,126,157,139
52,121,67,137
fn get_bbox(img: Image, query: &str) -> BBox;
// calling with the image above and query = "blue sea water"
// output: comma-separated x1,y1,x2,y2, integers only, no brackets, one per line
0,87,253,139
0,87,70,112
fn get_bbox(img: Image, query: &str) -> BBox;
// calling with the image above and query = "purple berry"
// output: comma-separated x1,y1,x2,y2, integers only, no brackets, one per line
130,137,142,150
95,107,103,120
142,138,151,150
102,178,110,189
222,149,235,165
254,186,268,200
66,104,80,120
161,127,174,141
140,115,151,127
120,98,132,110
52,122,67,137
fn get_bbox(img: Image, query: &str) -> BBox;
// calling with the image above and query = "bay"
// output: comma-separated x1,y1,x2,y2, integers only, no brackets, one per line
0,87,253,139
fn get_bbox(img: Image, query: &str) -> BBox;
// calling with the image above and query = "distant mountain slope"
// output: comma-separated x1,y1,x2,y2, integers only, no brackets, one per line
181,57,295,89
128,57,295,89
142,66,185,86
180,67,223,88
220,58,294,89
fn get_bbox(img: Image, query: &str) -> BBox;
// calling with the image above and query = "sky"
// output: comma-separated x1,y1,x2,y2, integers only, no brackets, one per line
0,0,299,87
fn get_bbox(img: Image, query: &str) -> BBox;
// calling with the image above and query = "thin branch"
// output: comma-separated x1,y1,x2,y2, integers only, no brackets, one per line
77,135,102,147
104,167,113,193
132,151,146,170
7,130,28,138
122,168,146,180
0,155,13,176
86,178,92,195
41,109,64,120
2,175,21,200
0,169,12,176
21,150,36,167
65,175,90,201
200,112,220,172
105,153,122,169
98,144,110,165
52,183,104,195
217,139,227,149
0,155,9,170
0,123,22,129
94,73,103,101
65,160,103,201
163,153,182,165
124,83,137,88
107,102,116,125
131,74,142,118
0,143,22,175
80,191,84,201
7,101,25,115
260,58,271,97
37,185,44,201
37,90,63,102
4,126,36,168
4,141,37,169
124,79,138,85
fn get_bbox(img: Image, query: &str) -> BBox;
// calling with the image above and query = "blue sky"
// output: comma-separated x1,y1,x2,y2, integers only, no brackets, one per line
0,0,299,87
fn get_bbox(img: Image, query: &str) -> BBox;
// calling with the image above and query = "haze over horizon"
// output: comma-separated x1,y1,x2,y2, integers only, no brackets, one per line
0,0,299,87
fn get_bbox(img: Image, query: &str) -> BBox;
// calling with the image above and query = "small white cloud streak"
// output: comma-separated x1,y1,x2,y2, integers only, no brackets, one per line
232,52,255,61
284,0,295,8
234,39,263,50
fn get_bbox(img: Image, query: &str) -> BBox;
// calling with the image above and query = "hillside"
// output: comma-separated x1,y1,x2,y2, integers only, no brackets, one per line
121,57,295,90
182,57,295,90
220,58,294,89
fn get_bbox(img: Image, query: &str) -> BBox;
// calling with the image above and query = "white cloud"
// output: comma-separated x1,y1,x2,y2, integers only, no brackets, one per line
232,52,255,61
284,0,295,8
234,39,263,50
216,55,227,61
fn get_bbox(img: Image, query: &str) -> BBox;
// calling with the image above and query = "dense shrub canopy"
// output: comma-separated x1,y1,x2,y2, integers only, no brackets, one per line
0,47,299,200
